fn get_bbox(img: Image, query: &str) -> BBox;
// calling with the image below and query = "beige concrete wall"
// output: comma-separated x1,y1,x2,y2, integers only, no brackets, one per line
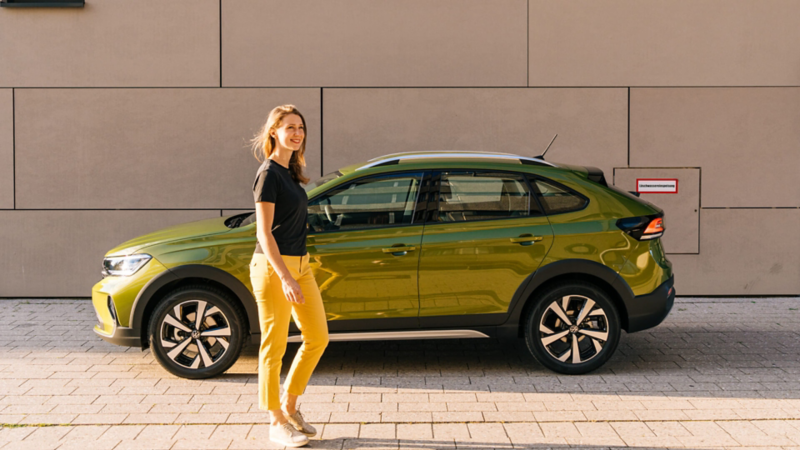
0,90,12,209
529,0,800,86
322,89,628,177
0,0,220,88
630,88,800,208
668,209,800,296
0,210,221,297
14,89,321,209
222,210,254,218
1,1,798,296
222,0,528,87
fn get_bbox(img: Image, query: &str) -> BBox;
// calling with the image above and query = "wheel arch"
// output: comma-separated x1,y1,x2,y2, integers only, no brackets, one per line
503,259,634,337
130,265,258,349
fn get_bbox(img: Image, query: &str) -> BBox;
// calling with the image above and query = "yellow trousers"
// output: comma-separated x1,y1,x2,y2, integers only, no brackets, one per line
249,252,329,411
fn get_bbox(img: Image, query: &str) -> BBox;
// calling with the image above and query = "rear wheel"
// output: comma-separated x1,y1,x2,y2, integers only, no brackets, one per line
149,285,246,379
523,282,620,375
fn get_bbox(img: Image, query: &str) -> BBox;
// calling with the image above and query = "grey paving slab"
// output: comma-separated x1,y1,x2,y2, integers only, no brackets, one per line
0,297,798,449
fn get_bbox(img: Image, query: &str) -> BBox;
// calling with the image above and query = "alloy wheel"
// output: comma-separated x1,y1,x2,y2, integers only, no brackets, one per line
159,299,232,370
538,295,609,364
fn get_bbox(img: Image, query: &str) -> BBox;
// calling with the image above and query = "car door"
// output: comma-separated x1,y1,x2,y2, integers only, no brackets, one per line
417,169,554,327
307,170,429,332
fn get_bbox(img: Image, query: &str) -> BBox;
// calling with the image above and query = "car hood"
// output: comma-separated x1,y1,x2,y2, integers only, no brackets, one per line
106,216,232,257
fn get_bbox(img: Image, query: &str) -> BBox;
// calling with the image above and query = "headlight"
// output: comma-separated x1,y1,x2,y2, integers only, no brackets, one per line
102,254,152,277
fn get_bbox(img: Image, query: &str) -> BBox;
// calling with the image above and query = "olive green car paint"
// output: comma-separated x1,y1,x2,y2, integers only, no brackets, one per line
105,216,233,258
418,214,554,318
309,223,424,321
92,153,673,361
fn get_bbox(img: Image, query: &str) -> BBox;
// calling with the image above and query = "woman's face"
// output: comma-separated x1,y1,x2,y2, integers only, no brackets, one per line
271,114,305,152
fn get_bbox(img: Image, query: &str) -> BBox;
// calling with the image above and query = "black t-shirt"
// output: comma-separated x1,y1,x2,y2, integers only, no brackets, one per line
252,159,308,256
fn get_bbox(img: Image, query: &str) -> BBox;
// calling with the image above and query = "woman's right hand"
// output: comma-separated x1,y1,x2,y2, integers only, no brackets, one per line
280,276,306,304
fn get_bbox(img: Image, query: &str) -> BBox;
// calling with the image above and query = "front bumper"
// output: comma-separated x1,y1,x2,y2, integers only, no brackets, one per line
90,257,170,348
93,325,141,347
623,275,675,333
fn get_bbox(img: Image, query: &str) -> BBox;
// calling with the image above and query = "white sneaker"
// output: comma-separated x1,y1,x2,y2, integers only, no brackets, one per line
284,409,317,437
269,422,309,448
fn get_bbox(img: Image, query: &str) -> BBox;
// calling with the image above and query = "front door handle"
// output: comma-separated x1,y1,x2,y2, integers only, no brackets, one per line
382,245,417,256
510,234,544,246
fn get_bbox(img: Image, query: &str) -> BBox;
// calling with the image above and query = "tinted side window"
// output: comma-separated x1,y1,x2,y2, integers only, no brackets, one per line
308,172,423,232
533,178,588,214
436,171,536,222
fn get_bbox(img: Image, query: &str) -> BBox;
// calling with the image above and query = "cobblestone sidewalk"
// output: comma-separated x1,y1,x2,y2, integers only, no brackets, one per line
1,297,799,449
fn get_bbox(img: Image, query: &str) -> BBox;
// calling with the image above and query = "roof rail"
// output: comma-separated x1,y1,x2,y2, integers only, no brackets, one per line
356,152,556,171
367,150,521,162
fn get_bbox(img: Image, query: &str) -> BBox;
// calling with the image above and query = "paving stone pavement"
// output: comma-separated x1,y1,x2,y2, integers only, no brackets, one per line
1,297,799,449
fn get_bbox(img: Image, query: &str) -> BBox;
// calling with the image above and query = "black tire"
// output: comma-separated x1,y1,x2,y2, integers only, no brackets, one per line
523,281,620,375
148,285,246,379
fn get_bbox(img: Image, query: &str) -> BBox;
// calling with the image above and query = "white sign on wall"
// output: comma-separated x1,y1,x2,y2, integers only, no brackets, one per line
636,178,678,194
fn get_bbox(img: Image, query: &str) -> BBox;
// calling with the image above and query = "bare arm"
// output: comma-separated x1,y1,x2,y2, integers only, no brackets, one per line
255,201,305,304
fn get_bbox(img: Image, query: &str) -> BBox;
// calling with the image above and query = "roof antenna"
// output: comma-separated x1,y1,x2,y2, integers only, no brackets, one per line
536,134,558,160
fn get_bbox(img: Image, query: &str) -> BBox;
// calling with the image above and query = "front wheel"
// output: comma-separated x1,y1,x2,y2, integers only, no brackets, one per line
523,282,621,375
149,285,246,379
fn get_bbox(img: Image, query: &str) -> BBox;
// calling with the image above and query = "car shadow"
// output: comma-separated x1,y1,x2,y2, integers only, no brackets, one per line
226,298,800,402
302,437,712,450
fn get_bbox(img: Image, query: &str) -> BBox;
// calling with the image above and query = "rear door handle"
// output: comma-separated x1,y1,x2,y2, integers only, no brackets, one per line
510,234,544,245
382,245,417,256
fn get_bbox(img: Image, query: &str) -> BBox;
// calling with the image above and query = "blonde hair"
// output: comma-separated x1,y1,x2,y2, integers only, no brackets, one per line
250,105,310,185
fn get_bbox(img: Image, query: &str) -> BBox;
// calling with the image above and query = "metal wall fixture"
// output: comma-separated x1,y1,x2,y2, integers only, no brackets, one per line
1,0,85,7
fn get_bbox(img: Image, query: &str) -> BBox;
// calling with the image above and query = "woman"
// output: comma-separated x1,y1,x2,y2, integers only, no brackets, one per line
249,105,329,448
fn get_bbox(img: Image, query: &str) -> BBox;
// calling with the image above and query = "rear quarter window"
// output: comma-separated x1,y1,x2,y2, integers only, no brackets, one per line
530,177,588,214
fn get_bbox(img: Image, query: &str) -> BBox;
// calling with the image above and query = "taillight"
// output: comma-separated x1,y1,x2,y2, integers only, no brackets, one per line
617,215,665,241
644,218,664,236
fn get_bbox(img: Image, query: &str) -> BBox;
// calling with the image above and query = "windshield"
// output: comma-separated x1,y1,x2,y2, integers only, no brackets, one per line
226,171,344,228
304,170,343,193
225,212,255,228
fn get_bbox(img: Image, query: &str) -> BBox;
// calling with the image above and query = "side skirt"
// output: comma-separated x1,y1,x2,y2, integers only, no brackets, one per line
287,329,490,343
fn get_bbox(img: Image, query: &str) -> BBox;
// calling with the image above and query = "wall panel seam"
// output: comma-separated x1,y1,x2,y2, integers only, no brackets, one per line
320,87,324,177
1,297,94,300
10,208,238,211
12,88,15,210
698,168,702,254
702,207,800,209
1,86,717,89
219,0,223,88
526,0,529,88
2,86,257,90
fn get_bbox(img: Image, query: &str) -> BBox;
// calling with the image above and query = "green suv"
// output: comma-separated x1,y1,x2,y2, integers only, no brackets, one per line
91,151,674,378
